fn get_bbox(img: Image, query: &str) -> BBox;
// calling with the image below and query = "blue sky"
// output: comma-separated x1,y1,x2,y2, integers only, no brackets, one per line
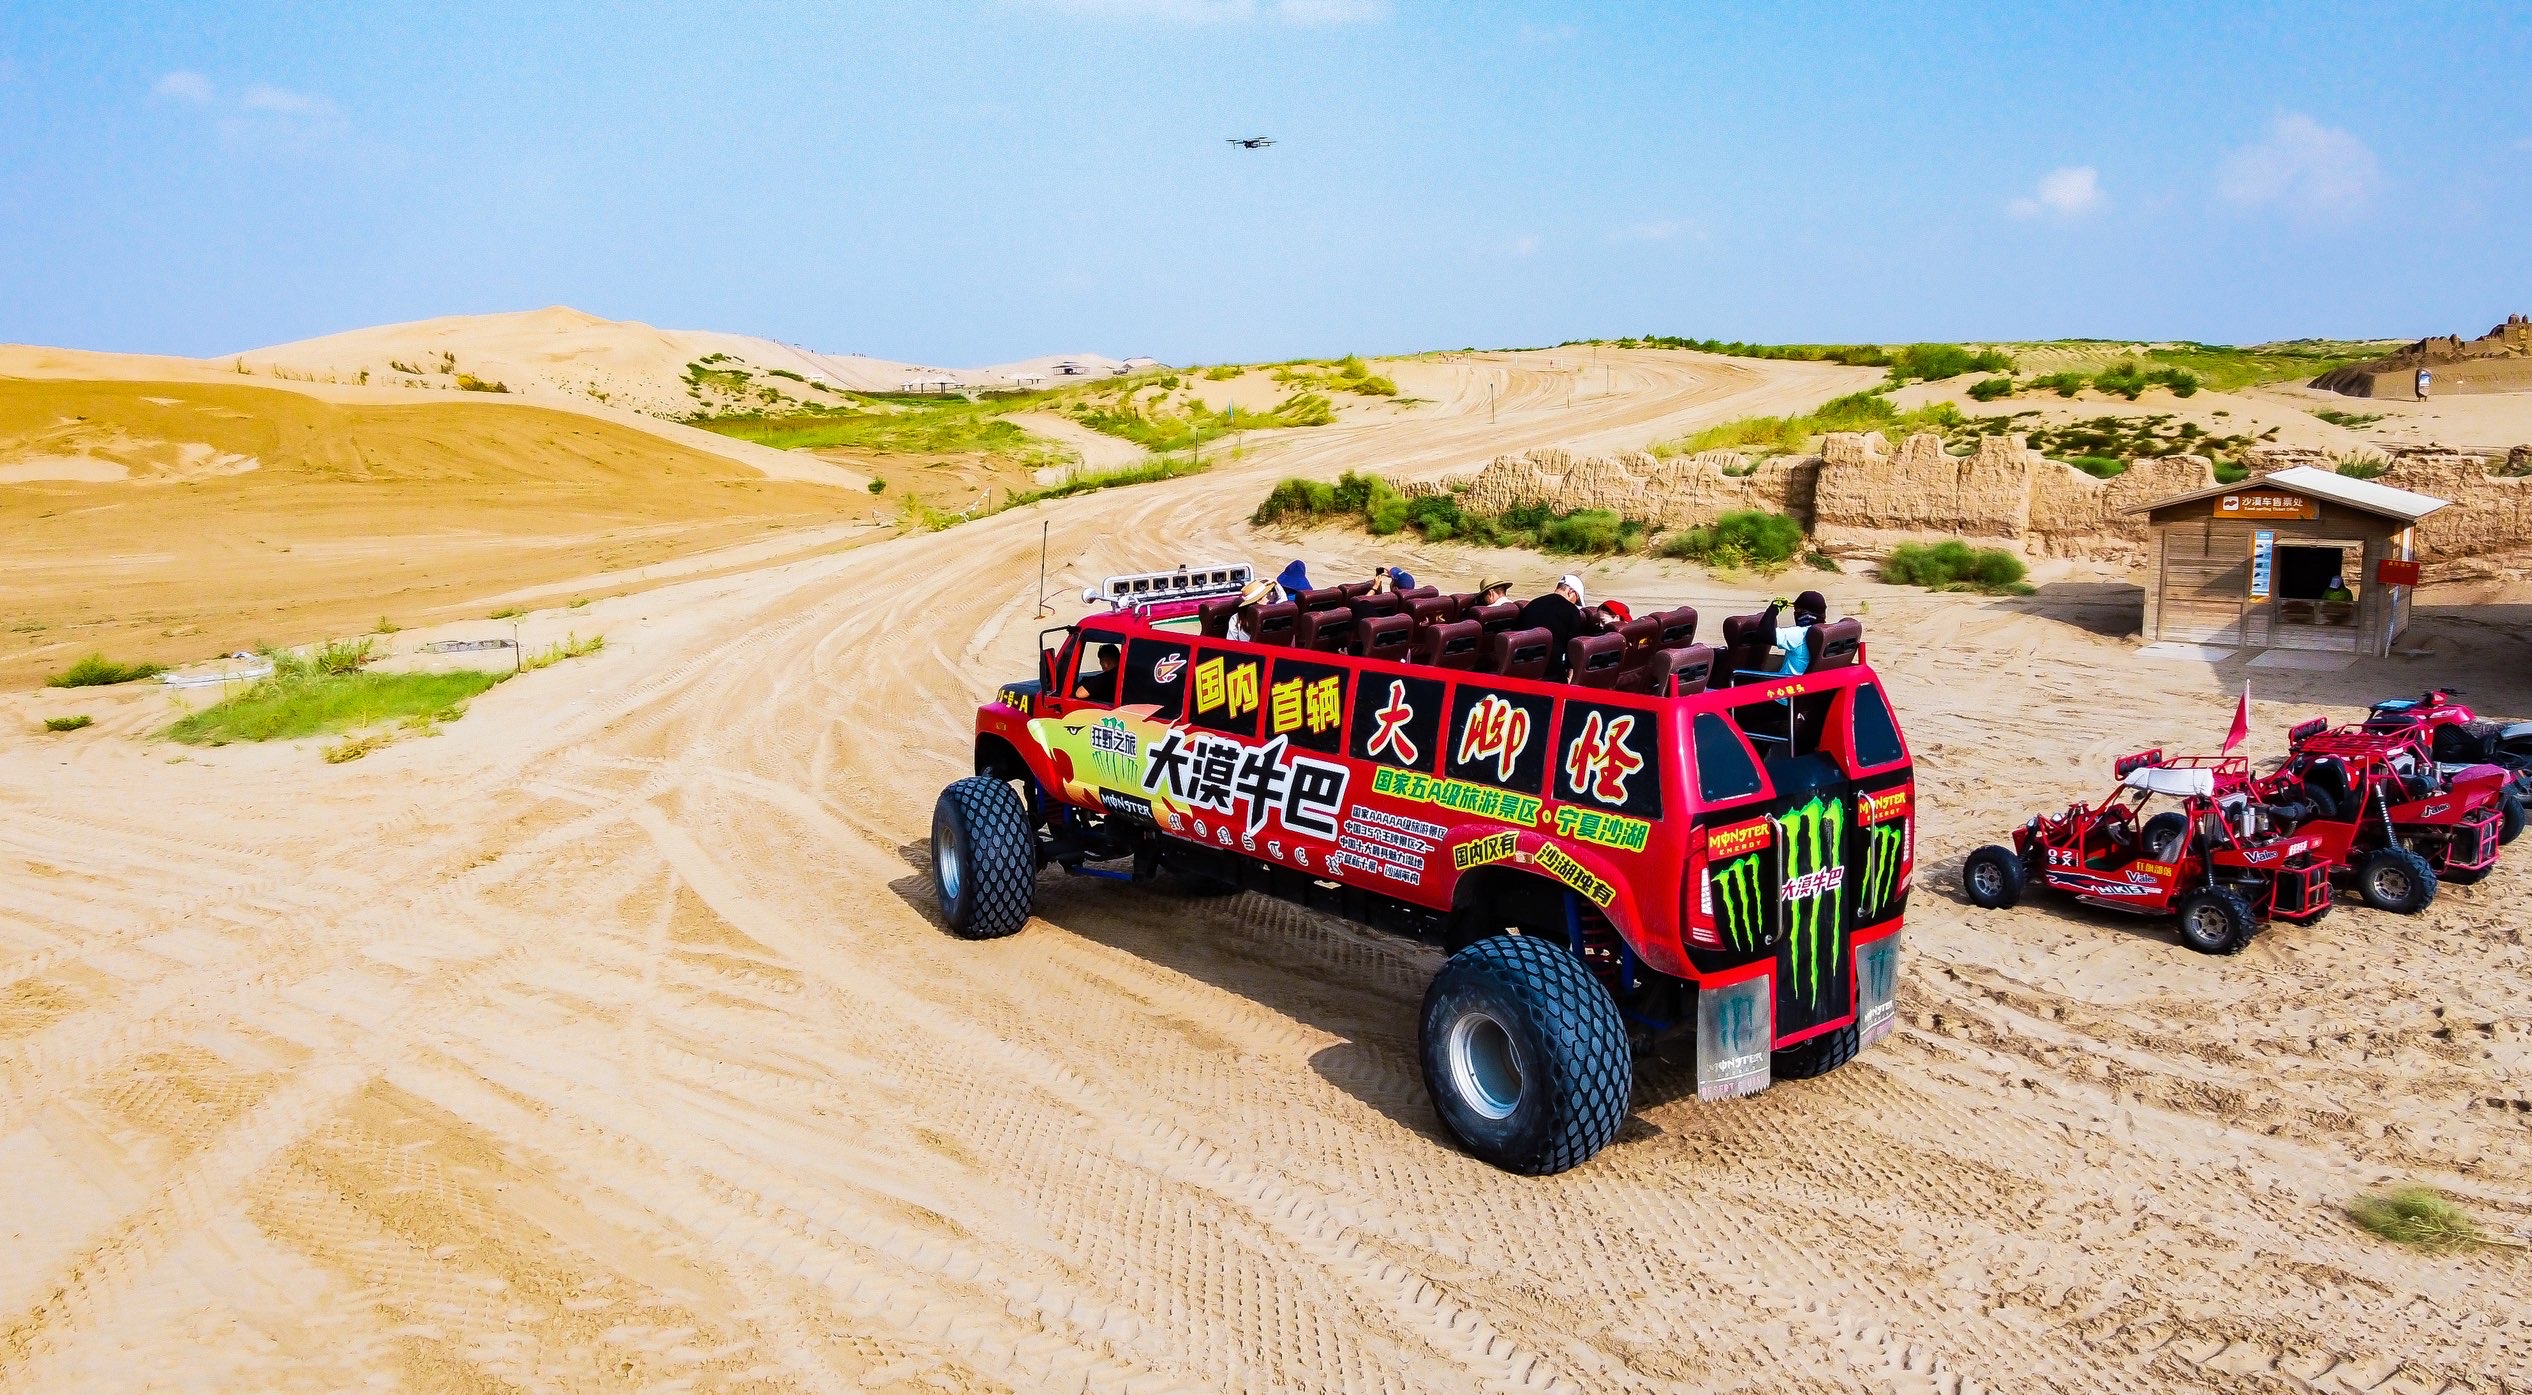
4,2,2529,364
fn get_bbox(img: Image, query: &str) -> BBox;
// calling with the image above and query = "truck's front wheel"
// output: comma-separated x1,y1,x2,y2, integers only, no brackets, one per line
932,776,1037,940
1419,935,1631,1175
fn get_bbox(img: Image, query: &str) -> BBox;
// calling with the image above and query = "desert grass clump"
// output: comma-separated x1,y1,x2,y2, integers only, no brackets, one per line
47,654,166,688
521,632,605,672
168,662,503,746
44,715,93,732
1881,540,2031,594
488,606,525,620
2335,454,2390,480
1658,510,1807,572
1883,343,2014,386
1008,454,1210,508
2346,1186,2486,1252
1967,376,2016,401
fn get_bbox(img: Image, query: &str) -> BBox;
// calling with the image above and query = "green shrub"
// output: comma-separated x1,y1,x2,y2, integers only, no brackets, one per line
1658,509,1807,571
1967,377,2016,401
2069,455,2127,479
2314,408,2383,428
1202,365,1242,381
2336,455,2388,480
866,478,887,494
44,715,93,732
168,669,505,745
2346,1186,2485,1251
1885,344,2014,385
1537,509,1644,555
2152,367,2200,398
1252,477,1338,524
2092,361,2149,400
47,654,166,688
2213,461,2250,484
2032,371,2089,397
1882,539,2030,593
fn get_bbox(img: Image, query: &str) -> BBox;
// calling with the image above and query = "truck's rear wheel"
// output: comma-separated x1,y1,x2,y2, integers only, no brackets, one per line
1419,935,1631,1175
1771,1023,1860,1080
2174,887,2254,955
932,776,1037,940
2355,847,2436,915
1962,845,2024,909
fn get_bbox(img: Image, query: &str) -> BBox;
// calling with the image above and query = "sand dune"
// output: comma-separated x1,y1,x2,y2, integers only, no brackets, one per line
2,344,2524,1392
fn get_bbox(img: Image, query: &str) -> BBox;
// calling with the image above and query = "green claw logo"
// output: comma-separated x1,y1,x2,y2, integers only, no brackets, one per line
1711,854,1765,950
1777,796,1846,1006
1859,821,1905,918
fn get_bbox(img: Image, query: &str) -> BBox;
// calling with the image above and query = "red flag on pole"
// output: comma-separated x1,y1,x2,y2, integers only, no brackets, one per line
2221,684,2251,754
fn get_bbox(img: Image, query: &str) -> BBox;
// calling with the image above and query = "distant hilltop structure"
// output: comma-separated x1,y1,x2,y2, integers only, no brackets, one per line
2314,314,2532,397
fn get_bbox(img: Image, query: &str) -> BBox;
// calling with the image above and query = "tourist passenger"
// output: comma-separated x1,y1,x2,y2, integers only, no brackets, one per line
1275,559,1313,595
1760,595,1821,677
1386,566,1417,591
1591,598,1632,632
1478,579,1514,606
2323,575,2354,604
1226,578,1283,642
1516,574,1589,678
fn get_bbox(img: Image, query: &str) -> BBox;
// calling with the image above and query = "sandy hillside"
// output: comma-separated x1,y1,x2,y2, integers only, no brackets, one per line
235,308,1151,419
0,378,871,688
1896,366,2532,458
1,346,2526,1393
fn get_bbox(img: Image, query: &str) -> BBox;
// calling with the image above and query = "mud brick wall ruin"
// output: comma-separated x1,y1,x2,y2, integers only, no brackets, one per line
1439,434,2532,580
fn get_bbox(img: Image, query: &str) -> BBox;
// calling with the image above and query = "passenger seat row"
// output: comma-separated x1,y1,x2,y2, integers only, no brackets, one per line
1198,588,1714,692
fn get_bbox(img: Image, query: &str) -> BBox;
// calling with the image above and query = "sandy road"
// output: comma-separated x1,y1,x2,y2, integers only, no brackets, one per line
2,348,2527,1393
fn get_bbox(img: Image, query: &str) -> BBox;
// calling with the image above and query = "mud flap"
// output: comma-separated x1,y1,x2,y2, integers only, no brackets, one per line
1695,974,1772,1101
1856,931,1902,1049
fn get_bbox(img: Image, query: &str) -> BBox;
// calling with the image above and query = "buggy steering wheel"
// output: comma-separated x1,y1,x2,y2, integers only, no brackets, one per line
2096,805,2137,844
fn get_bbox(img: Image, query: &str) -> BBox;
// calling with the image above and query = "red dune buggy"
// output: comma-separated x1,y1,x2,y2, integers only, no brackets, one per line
2361,690,2532,827
2254,718,2511,909
1963,749,2331,955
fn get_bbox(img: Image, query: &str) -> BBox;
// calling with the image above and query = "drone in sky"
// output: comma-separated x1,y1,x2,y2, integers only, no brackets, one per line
1226,136,1276,149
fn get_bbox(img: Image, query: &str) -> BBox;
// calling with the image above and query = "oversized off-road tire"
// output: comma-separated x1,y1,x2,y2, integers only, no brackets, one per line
1963,845,2025,909
2498,794,2525,846
2355,847,2437,915
1771,1023,1861,1081
931,776,1037,940
1419,935,1631,1175
2174,886,2255,955
2141,812,2191,861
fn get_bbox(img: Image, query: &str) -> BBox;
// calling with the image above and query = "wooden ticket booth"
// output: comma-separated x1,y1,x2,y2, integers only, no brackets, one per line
2130,465,2446,657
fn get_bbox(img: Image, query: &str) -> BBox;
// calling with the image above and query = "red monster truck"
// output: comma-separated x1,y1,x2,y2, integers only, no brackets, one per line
2361,690,2532,829
1962,750,2332,954
2253,718,2511,909
930,565,1917,1174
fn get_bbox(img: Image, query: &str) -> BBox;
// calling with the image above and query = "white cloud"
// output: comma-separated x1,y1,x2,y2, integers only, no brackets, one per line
1609,219,1699,244
153,70,216,104
2006,165,2105,220
1005,0,1386,22
239,83,335,116
2218,114,2379,217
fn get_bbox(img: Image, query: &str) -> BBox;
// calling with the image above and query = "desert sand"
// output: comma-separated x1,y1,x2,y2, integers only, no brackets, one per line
1,346,2527,1393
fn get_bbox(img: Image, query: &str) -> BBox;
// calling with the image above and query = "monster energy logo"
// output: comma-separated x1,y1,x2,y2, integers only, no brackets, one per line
1711,854,1765,951
1858,821,1904,918
1778,795,1846,1007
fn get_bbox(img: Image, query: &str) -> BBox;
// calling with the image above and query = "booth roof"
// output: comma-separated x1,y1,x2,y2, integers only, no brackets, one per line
2122,465,2452,522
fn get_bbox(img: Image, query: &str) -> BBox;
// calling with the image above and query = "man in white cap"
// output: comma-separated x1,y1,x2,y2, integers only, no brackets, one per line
1514,574,1589,678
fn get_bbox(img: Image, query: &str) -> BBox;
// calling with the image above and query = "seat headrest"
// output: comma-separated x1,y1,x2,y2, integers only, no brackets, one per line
1720,613,1768,647
1804,617,1863,670
1297,605,1355,652
1657,606,1698,647
1355,612,1414,656
1199,597,1238,638
1488,626,1554,680
1567,632,1627,689
1657,643,1715,695
1616,617,1660,649
1295,587,1347,612
1245,599,1299,645
1408,596,1455,627
1352,592,1403,620
1417,619,1483,670
1470,602,1522,633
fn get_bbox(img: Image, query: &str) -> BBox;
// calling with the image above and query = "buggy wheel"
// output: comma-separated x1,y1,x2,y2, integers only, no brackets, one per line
2499,794,2525,846
2140,812,2191,861
1963,845,2025,909
1419,935,1631,1175
931,776,1037,940
1771,1023,1860,1080
2174,887,2255,955
2355,847,2437,915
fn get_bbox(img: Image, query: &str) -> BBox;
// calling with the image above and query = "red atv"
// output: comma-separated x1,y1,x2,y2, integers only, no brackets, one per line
2253,718,2511,910
1963,750,2331,955
2361,689,2532,827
